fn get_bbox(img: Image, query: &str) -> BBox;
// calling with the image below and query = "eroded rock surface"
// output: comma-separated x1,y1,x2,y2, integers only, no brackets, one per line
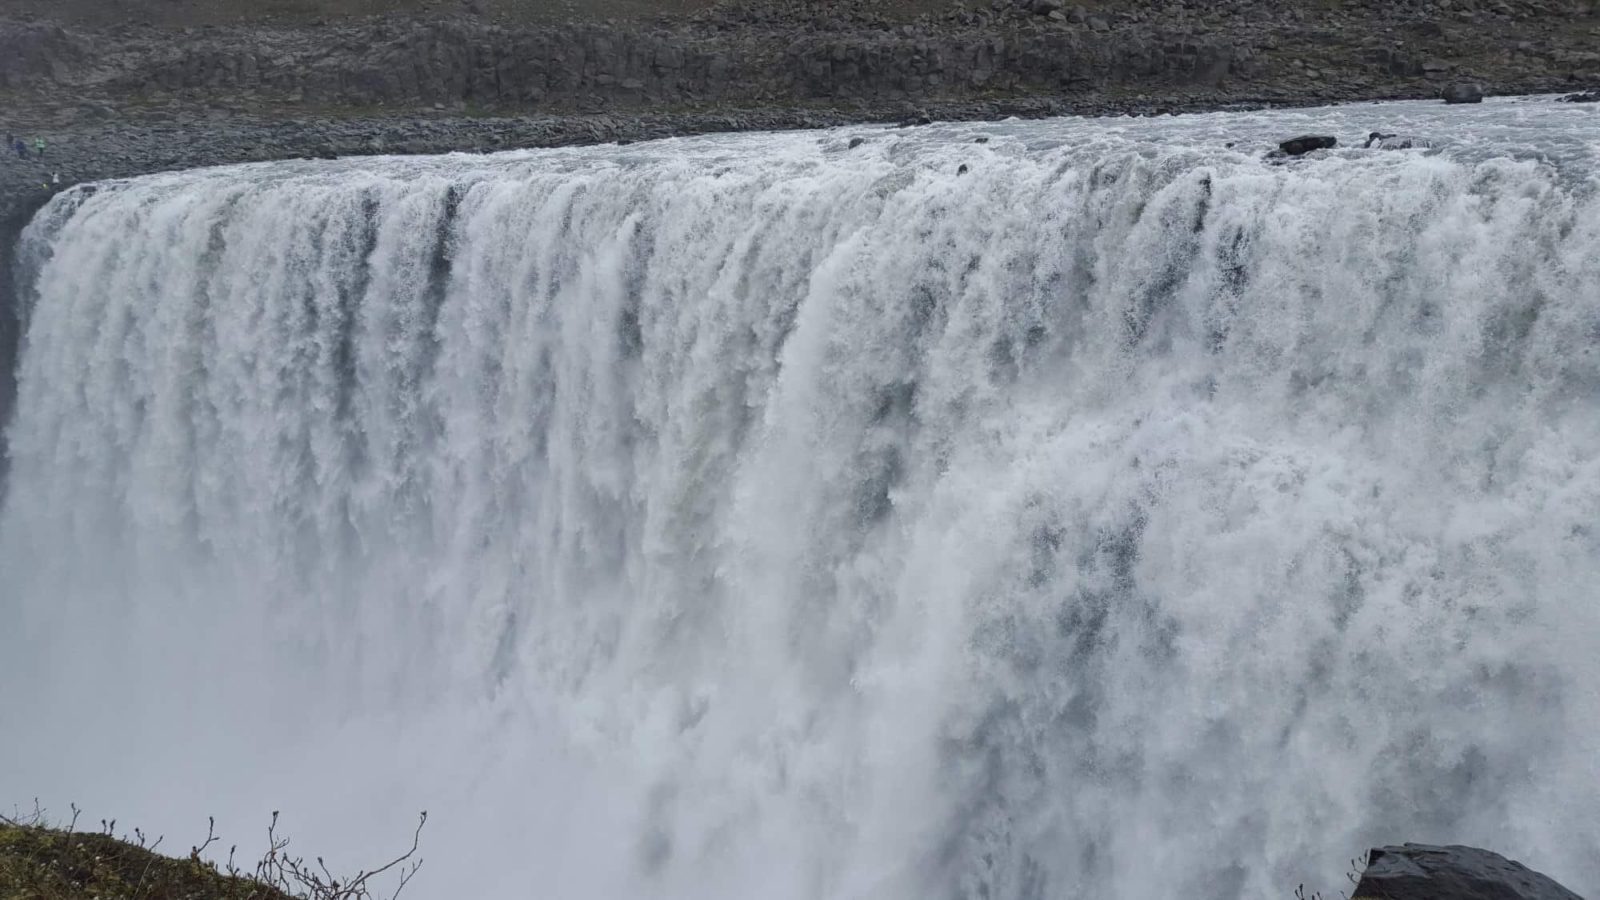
1354,844,1585,900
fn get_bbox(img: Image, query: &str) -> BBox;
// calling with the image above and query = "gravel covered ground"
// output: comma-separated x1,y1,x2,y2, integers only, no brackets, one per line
2,0,973,27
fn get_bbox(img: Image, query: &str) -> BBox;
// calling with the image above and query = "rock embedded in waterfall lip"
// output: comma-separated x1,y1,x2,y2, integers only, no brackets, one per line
1362,131,1432,150
1442,82,1487,104
1277,134,1339,156
1351,844,1585,900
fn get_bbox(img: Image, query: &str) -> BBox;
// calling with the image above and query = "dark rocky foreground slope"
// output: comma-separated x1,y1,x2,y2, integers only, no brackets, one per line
4,821,1589,900
0,819,297,899
0,813,428,900
1353,844,1586,900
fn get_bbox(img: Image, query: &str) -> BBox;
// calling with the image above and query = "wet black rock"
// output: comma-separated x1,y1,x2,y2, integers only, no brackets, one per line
1279,134,1337,155
1353,844,1584,900
848,136,865,147
1557,90,1600,102
1364,131,1429,148
1442,82,1485,103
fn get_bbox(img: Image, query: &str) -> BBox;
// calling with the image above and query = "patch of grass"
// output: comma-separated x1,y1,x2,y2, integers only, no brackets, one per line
0,805,426,900
0,820,291,900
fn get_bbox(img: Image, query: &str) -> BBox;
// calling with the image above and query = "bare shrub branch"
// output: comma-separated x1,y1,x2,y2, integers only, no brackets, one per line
251,810,428,900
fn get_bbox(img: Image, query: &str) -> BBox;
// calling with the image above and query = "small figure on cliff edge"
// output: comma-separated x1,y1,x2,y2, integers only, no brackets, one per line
13,138,27,160
33,137,46,159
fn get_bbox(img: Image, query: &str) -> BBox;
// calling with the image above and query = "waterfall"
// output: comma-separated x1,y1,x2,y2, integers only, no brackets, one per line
4,99,1599,899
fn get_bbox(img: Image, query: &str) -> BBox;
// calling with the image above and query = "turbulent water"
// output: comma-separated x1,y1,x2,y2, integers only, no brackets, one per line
4,98,1599,899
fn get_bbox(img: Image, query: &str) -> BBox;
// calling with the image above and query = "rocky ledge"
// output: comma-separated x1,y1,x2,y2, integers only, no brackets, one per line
1352,844,1585,900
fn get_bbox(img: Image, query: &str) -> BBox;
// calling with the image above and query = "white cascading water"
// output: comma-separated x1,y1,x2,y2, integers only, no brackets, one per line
3,98,1599,900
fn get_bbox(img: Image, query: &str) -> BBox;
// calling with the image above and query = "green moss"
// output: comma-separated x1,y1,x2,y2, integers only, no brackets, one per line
0,822,294,900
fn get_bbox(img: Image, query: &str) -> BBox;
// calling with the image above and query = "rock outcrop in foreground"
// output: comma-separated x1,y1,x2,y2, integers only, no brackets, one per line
1354,844,1586,900
0,820,296,900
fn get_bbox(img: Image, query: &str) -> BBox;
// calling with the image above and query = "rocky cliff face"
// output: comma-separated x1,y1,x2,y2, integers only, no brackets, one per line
0,23,86,89
10,17,1242,112
6,0,1598,119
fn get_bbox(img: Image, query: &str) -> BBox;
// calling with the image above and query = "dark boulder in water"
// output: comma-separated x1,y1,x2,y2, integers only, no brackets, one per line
1352,845,1584,900
1364,131,1430,149
1557,90,1600,103
1278,135,1337,156
1442,83,1485,103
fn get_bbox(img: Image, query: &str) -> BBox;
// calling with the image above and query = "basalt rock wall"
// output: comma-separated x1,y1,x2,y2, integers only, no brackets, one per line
0,23,87,89
0,194,49,483
6,18,1243,110
6,0,1600,119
